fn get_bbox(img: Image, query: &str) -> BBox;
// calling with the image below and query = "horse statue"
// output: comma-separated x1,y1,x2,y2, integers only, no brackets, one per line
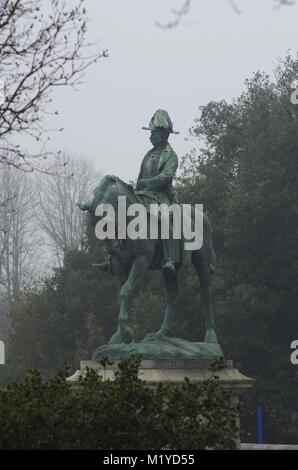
78,175,218,346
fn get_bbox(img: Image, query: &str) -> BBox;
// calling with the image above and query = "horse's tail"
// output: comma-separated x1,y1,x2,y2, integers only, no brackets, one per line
203,213,217,274
209,229,217,275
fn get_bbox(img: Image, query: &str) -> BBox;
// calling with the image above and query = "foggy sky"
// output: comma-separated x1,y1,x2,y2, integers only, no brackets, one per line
21,0,298,181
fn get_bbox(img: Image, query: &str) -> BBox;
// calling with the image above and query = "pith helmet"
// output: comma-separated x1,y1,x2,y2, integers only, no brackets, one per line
142,109,179,134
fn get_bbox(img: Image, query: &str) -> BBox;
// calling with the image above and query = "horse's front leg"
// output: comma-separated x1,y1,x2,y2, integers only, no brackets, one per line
109,255,150,344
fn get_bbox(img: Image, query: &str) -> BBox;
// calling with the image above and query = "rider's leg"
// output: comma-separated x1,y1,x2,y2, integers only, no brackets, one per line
162,238,176,275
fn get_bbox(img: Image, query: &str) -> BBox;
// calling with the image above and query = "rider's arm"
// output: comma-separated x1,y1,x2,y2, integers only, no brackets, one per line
140,152,178,190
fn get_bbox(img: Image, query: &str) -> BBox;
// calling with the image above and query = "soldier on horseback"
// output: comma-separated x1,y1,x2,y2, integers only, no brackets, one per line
78,110,218,346
137,109,179,275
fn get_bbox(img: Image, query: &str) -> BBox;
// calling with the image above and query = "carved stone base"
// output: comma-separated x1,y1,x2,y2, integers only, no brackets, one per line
67,358,254,449
68,358,253,388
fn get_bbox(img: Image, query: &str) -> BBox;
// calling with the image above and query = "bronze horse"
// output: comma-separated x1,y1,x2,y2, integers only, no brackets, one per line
78,175,218,345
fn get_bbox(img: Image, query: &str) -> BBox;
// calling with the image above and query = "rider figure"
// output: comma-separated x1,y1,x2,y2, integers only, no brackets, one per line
136,110,179,275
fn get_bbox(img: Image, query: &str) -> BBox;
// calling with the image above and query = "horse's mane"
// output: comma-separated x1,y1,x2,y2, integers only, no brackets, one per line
93,175,136,204
114,176,135,193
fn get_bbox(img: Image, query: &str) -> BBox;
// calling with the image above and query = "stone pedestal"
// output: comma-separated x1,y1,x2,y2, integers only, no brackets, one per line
68,358,254,448
68,358,252,389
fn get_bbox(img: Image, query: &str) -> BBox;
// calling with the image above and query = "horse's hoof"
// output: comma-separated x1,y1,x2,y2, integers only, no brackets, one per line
108,324,134,344
204,329,218,344
121,325,134,344
155,328,169,338
108,330,124,344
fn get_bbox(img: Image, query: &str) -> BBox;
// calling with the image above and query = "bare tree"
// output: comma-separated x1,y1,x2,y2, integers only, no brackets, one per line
36,154,100,266
0,164,39,303
157,0,296,28
0,0,107,172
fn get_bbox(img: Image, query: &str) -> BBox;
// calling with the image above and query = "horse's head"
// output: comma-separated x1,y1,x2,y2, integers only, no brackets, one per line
77,174,137,219
92,175,119,208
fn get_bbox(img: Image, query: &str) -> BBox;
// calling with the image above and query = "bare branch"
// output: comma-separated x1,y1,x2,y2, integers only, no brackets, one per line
0,0,107,172
157,0,296,28
272,0,295,8
156,0,191,29
228,0,242,14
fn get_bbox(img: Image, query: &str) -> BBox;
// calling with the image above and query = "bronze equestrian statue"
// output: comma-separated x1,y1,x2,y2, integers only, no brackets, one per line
78,110,218,348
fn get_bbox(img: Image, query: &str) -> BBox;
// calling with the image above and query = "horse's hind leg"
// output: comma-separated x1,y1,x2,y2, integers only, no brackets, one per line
156,270,178,337
192,252,218,344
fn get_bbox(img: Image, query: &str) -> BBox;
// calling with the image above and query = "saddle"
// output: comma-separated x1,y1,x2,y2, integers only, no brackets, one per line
134,190,192,267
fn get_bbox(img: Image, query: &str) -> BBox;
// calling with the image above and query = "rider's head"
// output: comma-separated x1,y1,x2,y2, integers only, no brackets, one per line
150,128,170,147
143,110,178,147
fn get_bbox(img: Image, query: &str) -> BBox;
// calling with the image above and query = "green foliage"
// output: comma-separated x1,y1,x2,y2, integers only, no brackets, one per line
0,365,22,387
176,55,298,443
0,357,238,450
8,248,119,373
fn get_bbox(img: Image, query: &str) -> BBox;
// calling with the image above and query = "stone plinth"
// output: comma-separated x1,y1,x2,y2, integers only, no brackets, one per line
68,358,253,392
67,358,254,449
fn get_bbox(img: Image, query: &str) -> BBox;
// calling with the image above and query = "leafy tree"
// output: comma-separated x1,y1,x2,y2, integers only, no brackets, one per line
8,247,118,373
176,55,298,443
0,357,238,450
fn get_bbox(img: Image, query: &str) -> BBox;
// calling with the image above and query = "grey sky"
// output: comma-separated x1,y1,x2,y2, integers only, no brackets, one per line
34,0,298,181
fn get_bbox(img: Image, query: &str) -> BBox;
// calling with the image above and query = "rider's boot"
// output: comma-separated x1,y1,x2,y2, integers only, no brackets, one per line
162,239,176,275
